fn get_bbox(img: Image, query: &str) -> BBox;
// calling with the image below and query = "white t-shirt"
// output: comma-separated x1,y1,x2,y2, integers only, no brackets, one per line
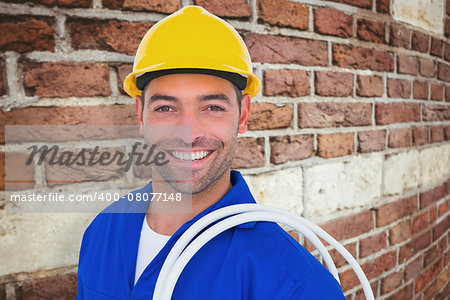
134,216,171,285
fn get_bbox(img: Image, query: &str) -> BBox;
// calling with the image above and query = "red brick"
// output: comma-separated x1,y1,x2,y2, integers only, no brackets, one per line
357,18,385,43
23,62,110,97
430,204,437,223
298,102,371,128
405,256,423,281
332,44,394,71
400,231,432,263
438,62,450,82
387,78,410,98
356,75,383,97
21,273,77,300
376,0,389,13
423,280,438,300
446,18,450,37
447,86,450,102
445,42,450,61
389,220,411,245
445,246,450,265
0,60,5,96
397,54,419,75
315,71,353,96
68,19,152,55
412,127,429,146
4,152,35,191
420,184,446,209
245,33,327,66
354,282,377,300
424,245,439,267
257,0,308,29
376,103,420,125
413,80,428,100
0,15,54,53
431,126,444,143
447,0,450,15
45,146,126,186
116,64,132,95
445,125,450,140
362,251,397,280
381,270,403,295
390,23,411,49
437,233,447,255
248,103,292,130
415,260,442,292
321,210,373,241
326,0,372,9
411,31,430,53
423,105,450,122
385,284,413,300
357,130,386,153
437,273,449,298
269,134,313,164
438,200,448,217
263,69,309,97
4,0,91,7
430,83,444,101
431,37,443,57
195,0,250,17
328,242,357,268
360,232,387,257
232,138,265,169
0,105,138,128
376,196,417,227
0,152,4,191
433,215,450,241
313,7,352,38
103,0,178,13
419,59,436,78
340,268,360,291
388,128,411,148
317,132,353,158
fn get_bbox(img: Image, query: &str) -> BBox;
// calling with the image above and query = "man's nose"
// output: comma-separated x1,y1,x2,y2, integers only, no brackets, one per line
174,110,205,145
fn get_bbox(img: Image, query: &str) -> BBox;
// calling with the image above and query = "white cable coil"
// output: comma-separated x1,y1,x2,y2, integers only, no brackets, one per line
153,204,374,300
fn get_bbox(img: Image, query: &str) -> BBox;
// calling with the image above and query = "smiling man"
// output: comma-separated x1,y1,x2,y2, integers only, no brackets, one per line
76,5,345,299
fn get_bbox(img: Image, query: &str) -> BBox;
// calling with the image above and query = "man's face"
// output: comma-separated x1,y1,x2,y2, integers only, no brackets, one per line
136,73,250,194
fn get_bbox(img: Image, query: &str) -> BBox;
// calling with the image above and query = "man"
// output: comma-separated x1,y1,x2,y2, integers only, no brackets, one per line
77,6,346,299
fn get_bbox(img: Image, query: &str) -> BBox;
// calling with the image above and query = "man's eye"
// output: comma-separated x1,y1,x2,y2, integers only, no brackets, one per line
155,106,173,112
207,105,224,112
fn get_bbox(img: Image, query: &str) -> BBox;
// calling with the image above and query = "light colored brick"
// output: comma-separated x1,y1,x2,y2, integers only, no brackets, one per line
304,154,383,218
0,213,94,276
383,150,420,195
420,144,450,186
244,168,303,215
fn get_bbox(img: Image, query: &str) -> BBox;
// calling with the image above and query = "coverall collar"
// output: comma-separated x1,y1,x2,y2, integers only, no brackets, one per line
121,170,257,290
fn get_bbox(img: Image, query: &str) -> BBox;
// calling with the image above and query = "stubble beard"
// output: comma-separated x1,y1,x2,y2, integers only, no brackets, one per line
152,134,238,195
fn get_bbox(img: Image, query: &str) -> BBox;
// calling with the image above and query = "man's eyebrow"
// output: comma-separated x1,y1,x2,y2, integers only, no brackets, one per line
148,94,179,103
147,93,232,104
198,94,231,103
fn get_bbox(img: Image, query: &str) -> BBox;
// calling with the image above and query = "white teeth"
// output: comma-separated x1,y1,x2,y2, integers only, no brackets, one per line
171,151,211,161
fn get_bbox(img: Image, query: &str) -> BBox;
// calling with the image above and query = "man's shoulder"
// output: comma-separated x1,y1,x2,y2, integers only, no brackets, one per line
233,220,327,276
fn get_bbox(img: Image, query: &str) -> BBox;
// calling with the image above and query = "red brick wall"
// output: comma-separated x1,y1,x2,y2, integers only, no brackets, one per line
1,0,449,299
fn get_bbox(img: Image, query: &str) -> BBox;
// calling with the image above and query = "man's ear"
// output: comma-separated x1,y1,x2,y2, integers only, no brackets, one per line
135,95,144,134
238,94,251,134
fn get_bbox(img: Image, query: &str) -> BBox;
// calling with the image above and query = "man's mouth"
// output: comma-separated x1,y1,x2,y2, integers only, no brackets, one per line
167,150,214,162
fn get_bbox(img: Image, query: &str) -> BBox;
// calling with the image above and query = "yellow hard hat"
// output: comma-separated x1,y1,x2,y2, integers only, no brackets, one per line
123,5,261,98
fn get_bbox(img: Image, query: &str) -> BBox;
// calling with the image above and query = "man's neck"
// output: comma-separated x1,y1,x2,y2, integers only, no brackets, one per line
146,170,233,236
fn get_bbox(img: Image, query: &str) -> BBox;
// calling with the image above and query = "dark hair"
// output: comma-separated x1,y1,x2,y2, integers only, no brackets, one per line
140,83,243,114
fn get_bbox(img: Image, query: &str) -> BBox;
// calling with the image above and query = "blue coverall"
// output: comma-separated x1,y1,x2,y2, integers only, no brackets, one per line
76,170,346,299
